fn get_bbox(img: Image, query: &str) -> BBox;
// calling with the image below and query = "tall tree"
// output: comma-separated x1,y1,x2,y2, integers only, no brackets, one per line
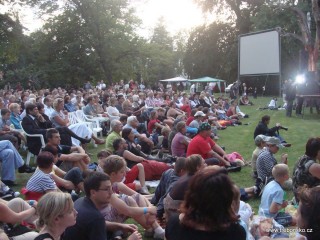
195,0,265,33
260,0,320,74
184,22,237,81
143,18,177,83
17,0,142,83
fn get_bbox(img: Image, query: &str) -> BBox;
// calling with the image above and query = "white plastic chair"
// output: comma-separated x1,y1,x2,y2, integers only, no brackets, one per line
68,112,82,125
75,110,102,147
20,122,46,166
106,106,120,123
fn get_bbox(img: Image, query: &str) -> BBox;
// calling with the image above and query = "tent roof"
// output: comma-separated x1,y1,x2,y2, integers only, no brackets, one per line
159,76,188,82
189,76,226,83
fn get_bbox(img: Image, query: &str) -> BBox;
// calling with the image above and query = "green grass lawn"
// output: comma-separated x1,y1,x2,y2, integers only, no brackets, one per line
11,96,320,238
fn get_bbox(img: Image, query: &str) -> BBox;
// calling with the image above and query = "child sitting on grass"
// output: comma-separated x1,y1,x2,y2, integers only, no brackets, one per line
258,164,296,227
100,155,165,239
97,150,150,195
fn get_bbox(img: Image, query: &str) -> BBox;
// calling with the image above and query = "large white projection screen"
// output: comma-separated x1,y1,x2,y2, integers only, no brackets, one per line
239,30,280,75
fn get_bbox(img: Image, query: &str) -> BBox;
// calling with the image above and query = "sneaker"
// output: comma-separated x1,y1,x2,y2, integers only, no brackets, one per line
139,186,150,195
1,180,16,187
18,164,36,173
226,166,241,173
0,190,14,200
282,143,292,147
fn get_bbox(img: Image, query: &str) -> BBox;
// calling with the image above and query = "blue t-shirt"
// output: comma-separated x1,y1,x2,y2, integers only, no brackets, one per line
259,180,284,218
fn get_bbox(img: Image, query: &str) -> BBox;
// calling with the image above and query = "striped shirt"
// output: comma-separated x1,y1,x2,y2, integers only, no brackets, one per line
26,168,56,192
256,148,277,181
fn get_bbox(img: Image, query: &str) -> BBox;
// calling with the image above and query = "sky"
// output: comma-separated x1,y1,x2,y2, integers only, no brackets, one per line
1,0,214,37
130,0,213,37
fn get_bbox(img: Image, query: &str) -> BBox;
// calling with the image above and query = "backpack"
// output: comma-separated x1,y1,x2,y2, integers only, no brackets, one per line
292,155,320,191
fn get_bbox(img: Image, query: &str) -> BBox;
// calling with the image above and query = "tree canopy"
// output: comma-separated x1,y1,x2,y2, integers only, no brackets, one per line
0,0,319,90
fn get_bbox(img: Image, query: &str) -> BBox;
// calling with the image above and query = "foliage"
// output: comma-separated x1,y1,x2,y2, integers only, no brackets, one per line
142,18,178,84
1,0,320,90
251,4,303,79
2,0,144,87
195,0,265,33
183,22,238,82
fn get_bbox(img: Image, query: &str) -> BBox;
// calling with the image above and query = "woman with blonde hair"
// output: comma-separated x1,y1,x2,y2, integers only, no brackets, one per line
35,192,77,240
9,103,23,130
106,97,123,122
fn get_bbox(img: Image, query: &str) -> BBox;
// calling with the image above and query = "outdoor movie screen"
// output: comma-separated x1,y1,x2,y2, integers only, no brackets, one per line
239,30,280,76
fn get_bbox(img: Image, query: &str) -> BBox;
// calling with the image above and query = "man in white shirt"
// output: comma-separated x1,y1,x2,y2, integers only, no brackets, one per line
43,97,55,116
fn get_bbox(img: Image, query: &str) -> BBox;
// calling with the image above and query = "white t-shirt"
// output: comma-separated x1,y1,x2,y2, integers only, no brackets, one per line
268,99,277,108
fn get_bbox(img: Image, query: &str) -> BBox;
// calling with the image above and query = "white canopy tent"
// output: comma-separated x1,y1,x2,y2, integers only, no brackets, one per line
159,76,189,82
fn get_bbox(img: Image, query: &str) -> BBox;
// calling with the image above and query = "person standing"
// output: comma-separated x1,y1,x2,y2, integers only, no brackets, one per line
284,79,296,117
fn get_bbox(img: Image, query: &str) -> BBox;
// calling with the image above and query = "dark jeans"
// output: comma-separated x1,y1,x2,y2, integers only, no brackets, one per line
286,100,294,117
62,167,84,189
205,158,220,166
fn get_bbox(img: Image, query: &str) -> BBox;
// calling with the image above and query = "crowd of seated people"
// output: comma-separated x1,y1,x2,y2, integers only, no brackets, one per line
0,80,316,240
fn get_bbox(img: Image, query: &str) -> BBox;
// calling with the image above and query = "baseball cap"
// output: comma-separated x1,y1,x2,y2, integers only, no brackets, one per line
254,135,269,146
194,111,206,117
266,137,284,148
198,122,211,132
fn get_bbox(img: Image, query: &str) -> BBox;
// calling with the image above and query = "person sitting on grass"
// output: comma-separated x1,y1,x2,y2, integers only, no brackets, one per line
268,97,278,110
123,116,154,155
164,154,206,220
100,155,165,240
226,99,241,120
106,120,123,152
292,137,320,201
239,95,253,106
63,172,142,240
255,137,292,196
41,145,85,193
259,164,296,227
186,122,231,167
45,128,90,172
25,151,84,200
253,115,290,147
151,157,186,223
148,110,170,137
96,150,150,195
165,167,246,240
251,135,269,179
232,185,254,240
113,138,171,181
171,122,190,157
35,192,77,240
